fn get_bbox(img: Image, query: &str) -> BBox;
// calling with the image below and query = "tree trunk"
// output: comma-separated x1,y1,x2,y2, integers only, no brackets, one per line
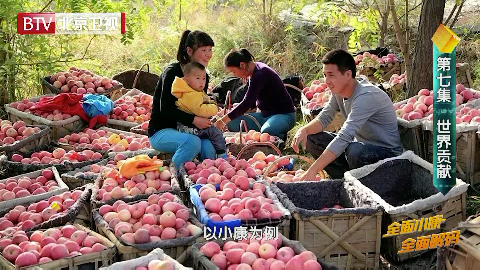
406,0,446,98
375,0,389,47
389,0,411,82
378,12,388,47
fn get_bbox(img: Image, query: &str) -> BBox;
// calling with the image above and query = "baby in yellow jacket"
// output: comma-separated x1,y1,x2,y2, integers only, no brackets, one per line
171,62,226,155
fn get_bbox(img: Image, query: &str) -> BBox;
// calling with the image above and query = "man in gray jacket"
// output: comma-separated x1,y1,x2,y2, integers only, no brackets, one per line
291,49,403,179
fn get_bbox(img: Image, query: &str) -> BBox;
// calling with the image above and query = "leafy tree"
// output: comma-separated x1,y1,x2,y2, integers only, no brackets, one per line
0,0,137,108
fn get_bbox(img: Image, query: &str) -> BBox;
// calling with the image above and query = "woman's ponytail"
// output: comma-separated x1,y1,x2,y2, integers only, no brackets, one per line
240,48,254,62
177,30,191,64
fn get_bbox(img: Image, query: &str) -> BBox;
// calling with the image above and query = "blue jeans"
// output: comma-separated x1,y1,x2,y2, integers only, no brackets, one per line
306,132,399,179
149,128,216,169
227,112,296,140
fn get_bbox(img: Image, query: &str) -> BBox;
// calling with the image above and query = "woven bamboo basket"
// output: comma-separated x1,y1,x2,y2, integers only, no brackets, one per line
0,184,92,233
0,166,69,212
0,125,51,156
41,76,123,97
0,224,116,270
225,120,284,157
56,126,151,155
271,180,383,269
4,95,87,141
112,63,159,96
235,141,282,160
93,194,203,263
0,144,107,177
91,158,180,209
191,234,338,270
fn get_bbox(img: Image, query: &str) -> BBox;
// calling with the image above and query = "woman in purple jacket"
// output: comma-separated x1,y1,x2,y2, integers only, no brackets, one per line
213,49,296,140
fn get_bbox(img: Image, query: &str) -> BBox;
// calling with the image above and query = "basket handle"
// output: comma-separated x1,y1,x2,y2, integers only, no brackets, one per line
226,90,232,110
284,83,303,93
262,154,325,180
236,142,282,160
132,63,150,89
238,120,248,145
241,114,262,130
223,90,232,115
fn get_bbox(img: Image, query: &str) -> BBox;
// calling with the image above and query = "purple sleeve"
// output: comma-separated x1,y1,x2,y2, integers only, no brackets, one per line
227,71,265,120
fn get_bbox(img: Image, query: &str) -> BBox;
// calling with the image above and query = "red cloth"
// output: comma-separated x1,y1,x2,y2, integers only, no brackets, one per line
30,93,106,128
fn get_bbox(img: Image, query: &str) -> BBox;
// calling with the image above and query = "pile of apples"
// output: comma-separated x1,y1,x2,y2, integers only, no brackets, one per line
48,67,119,94
388,73,406,91
199,182,283,222
109,94,152,123
0,120,41,146
9,100,74,121
0,169,59,202
0,225,106,267
355,52,399,68
0,189,84,231
246,151,287,175
225,130,278,144
200,238,322,270
136,259,175,270
455,84,480,105
395,84,480,121
301,80,330,110
184,158,257,185
58,128,151,152
99,193,202,243
394,89,434,121
266,170,323,183
96,165,173,202
10,148,103,165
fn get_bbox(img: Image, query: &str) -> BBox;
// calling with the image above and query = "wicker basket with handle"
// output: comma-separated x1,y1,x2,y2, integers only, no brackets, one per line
225,120,284,157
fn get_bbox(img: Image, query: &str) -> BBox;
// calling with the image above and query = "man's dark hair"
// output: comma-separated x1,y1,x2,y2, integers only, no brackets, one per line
183,61,205,75
322,49,356,78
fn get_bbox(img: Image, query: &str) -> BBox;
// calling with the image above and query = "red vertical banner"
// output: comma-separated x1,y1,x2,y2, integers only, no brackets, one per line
121,13,126,34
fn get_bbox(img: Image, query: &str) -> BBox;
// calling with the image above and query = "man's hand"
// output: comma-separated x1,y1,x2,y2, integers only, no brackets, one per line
298,168,318,181
193,116,212,129
291,127,308,153
297,167,325,181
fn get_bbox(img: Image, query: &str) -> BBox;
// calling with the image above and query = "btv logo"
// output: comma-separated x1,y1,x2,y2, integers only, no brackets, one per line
17,13,55,34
